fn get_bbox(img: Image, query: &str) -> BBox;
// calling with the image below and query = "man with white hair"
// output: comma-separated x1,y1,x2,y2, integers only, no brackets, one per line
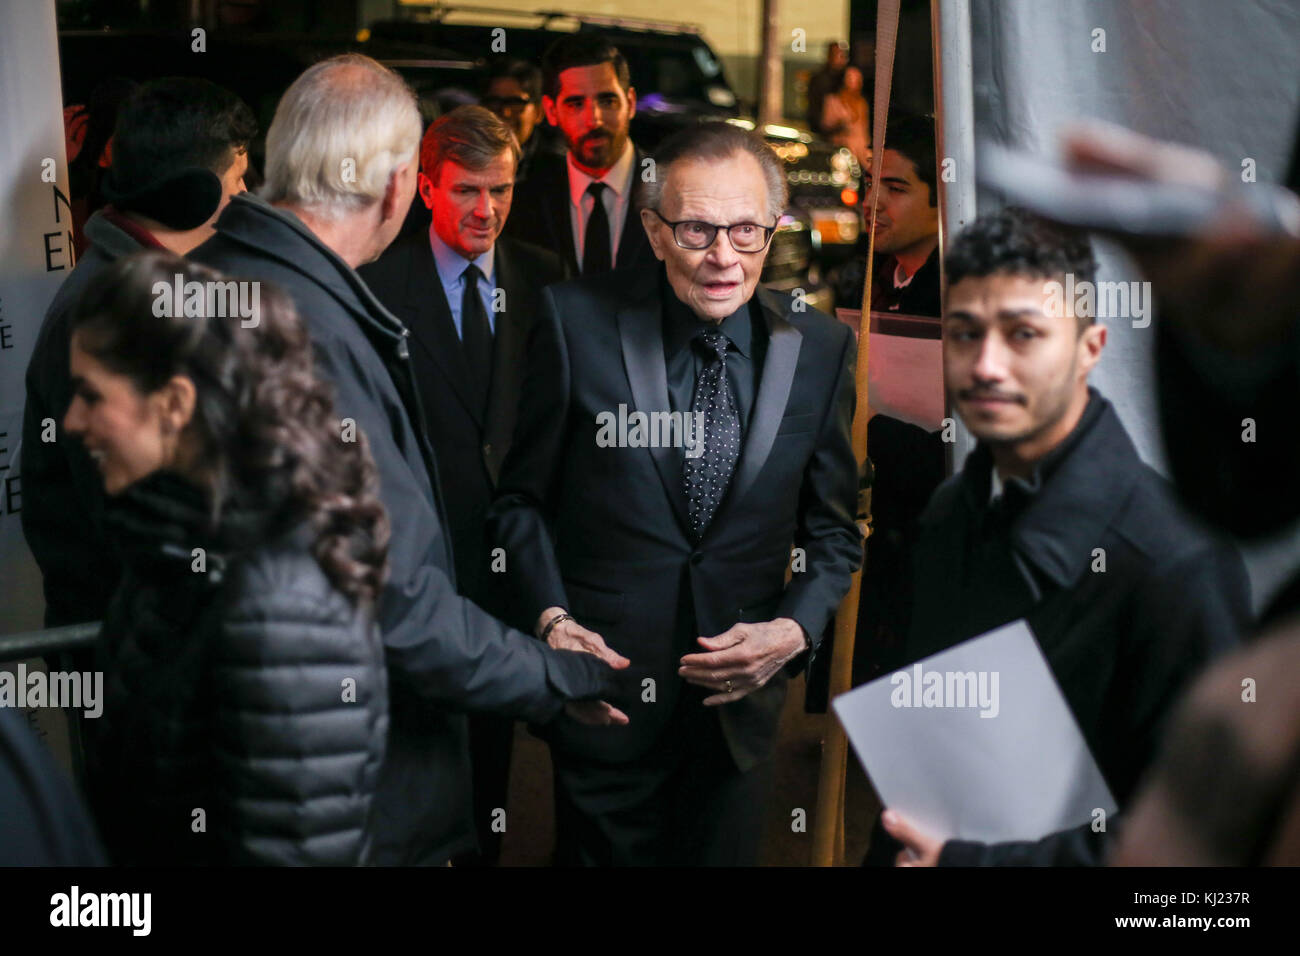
194,54,628,866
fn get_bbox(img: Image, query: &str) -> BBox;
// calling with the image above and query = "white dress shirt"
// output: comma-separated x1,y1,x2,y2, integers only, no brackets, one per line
566,140,636,268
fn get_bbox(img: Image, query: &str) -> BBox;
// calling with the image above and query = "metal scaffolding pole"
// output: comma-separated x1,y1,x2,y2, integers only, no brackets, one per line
931,0,978,472
758,0,783,126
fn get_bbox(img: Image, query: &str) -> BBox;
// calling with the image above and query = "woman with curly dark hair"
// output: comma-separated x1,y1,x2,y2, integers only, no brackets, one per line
65,250,389,865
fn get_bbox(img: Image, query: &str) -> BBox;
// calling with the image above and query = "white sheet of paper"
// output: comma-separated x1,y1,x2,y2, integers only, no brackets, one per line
832,620,1118,845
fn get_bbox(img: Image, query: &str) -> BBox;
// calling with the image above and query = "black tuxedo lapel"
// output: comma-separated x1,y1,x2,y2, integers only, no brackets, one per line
399,237,484,428
617,278,691,534
483,243,528,482
615,148,650,269
615,205,649,270
619,281,803,539
721,287,803,514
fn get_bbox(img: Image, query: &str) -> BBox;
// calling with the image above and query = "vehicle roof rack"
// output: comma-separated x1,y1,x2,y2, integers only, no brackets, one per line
396,4,703,36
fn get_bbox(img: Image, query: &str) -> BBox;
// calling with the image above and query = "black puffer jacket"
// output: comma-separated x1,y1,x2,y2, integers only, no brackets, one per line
86,472,388,866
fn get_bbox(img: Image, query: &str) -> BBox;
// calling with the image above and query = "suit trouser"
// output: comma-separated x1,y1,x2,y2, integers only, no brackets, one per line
457,713,514,866
550,694,772,866
456,578,515,866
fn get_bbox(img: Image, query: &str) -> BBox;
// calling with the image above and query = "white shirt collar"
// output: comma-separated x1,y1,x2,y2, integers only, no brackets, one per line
566,139,636,208
893,260,916,289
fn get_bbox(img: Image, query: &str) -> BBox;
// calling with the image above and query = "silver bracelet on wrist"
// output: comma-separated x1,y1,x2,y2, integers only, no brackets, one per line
540,611,573,642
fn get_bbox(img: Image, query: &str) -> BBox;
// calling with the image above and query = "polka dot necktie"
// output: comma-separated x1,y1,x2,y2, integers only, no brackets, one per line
683,328,741,542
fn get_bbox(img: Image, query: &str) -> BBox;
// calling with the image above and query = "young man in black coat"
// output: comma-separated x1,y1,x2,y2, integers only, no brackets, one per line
193,55,627,866
832,113,942,317
22,77,255,628
1053,122,1300,865
359,106,566,865
874,208,1251,866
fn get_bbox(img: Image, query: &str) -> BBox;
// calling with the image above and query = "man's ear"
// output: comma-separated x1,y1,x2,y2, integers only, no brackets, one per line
381,160,414,224
625,85,637,119
640,208,665,261
1078,321,1107,375
542,95,559,127
381,168,401,223
417,170,436,211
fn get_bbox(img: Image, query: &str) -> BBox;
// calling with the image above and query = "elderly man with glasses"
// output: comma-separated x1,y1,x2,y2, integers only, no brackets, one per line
488,121,862,866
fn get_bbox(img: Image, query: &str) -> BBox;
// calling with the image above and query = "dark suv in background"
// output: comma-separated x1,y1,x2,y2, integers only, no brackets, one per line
58,10,860,303
369,9,859,306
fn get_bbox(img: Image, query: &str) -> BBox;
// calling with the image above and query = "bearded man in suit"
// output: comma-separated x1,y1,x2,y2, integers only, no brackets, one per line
489,121,863,865
503,34,655,278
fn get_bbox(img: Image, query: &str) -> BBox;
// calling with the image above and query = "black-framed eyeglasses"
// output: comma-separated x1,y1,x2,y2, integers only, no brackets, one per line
649,209,778,253
482,95,533,115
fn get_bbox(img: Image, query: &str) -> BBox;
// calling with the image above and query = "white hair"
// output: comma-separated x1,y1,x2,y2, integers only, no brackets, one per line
261,54,421,220
639,122,788,223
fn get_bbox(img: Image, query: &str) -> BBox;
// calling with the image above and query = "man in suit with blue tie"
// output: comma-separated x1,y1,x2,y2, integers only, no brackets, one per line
359,105,568,864
489,122,863,865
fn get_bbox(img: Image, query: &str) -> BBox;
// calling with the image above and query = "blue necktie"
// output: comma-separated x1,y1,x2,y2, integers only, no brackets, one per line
460,263,492,417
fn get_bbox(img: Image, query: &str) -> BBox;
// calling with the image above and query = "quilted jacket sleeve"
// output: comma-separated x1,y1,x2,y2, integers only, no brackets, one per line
209,547,389,865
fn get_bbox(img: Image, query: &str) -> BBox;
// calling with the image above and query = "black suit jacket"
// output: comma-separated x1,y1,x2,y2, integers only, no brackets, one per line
831,245,942,317
358,233,564,602
487,265,863,770
503,148,656,279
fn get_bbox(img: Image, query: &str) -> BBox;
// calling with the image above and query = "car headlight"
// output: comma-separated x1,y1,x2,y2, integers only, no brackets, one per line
706,85,736,108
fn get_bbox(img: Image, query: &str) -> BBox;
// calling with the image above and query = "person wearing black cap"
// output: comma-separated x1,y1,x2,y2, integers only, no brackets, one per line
21,77,256,629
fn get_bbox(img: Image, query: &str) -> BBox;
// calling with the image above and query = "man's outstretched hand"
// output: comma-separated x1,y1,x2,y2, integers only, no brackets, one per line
564,699,630,726
537,607,632,726
537,606,631,669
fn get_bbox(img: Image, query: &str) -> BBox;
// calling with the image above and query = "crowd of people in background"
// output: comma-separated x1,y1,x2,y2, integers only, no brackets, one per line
4,28,1298,869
